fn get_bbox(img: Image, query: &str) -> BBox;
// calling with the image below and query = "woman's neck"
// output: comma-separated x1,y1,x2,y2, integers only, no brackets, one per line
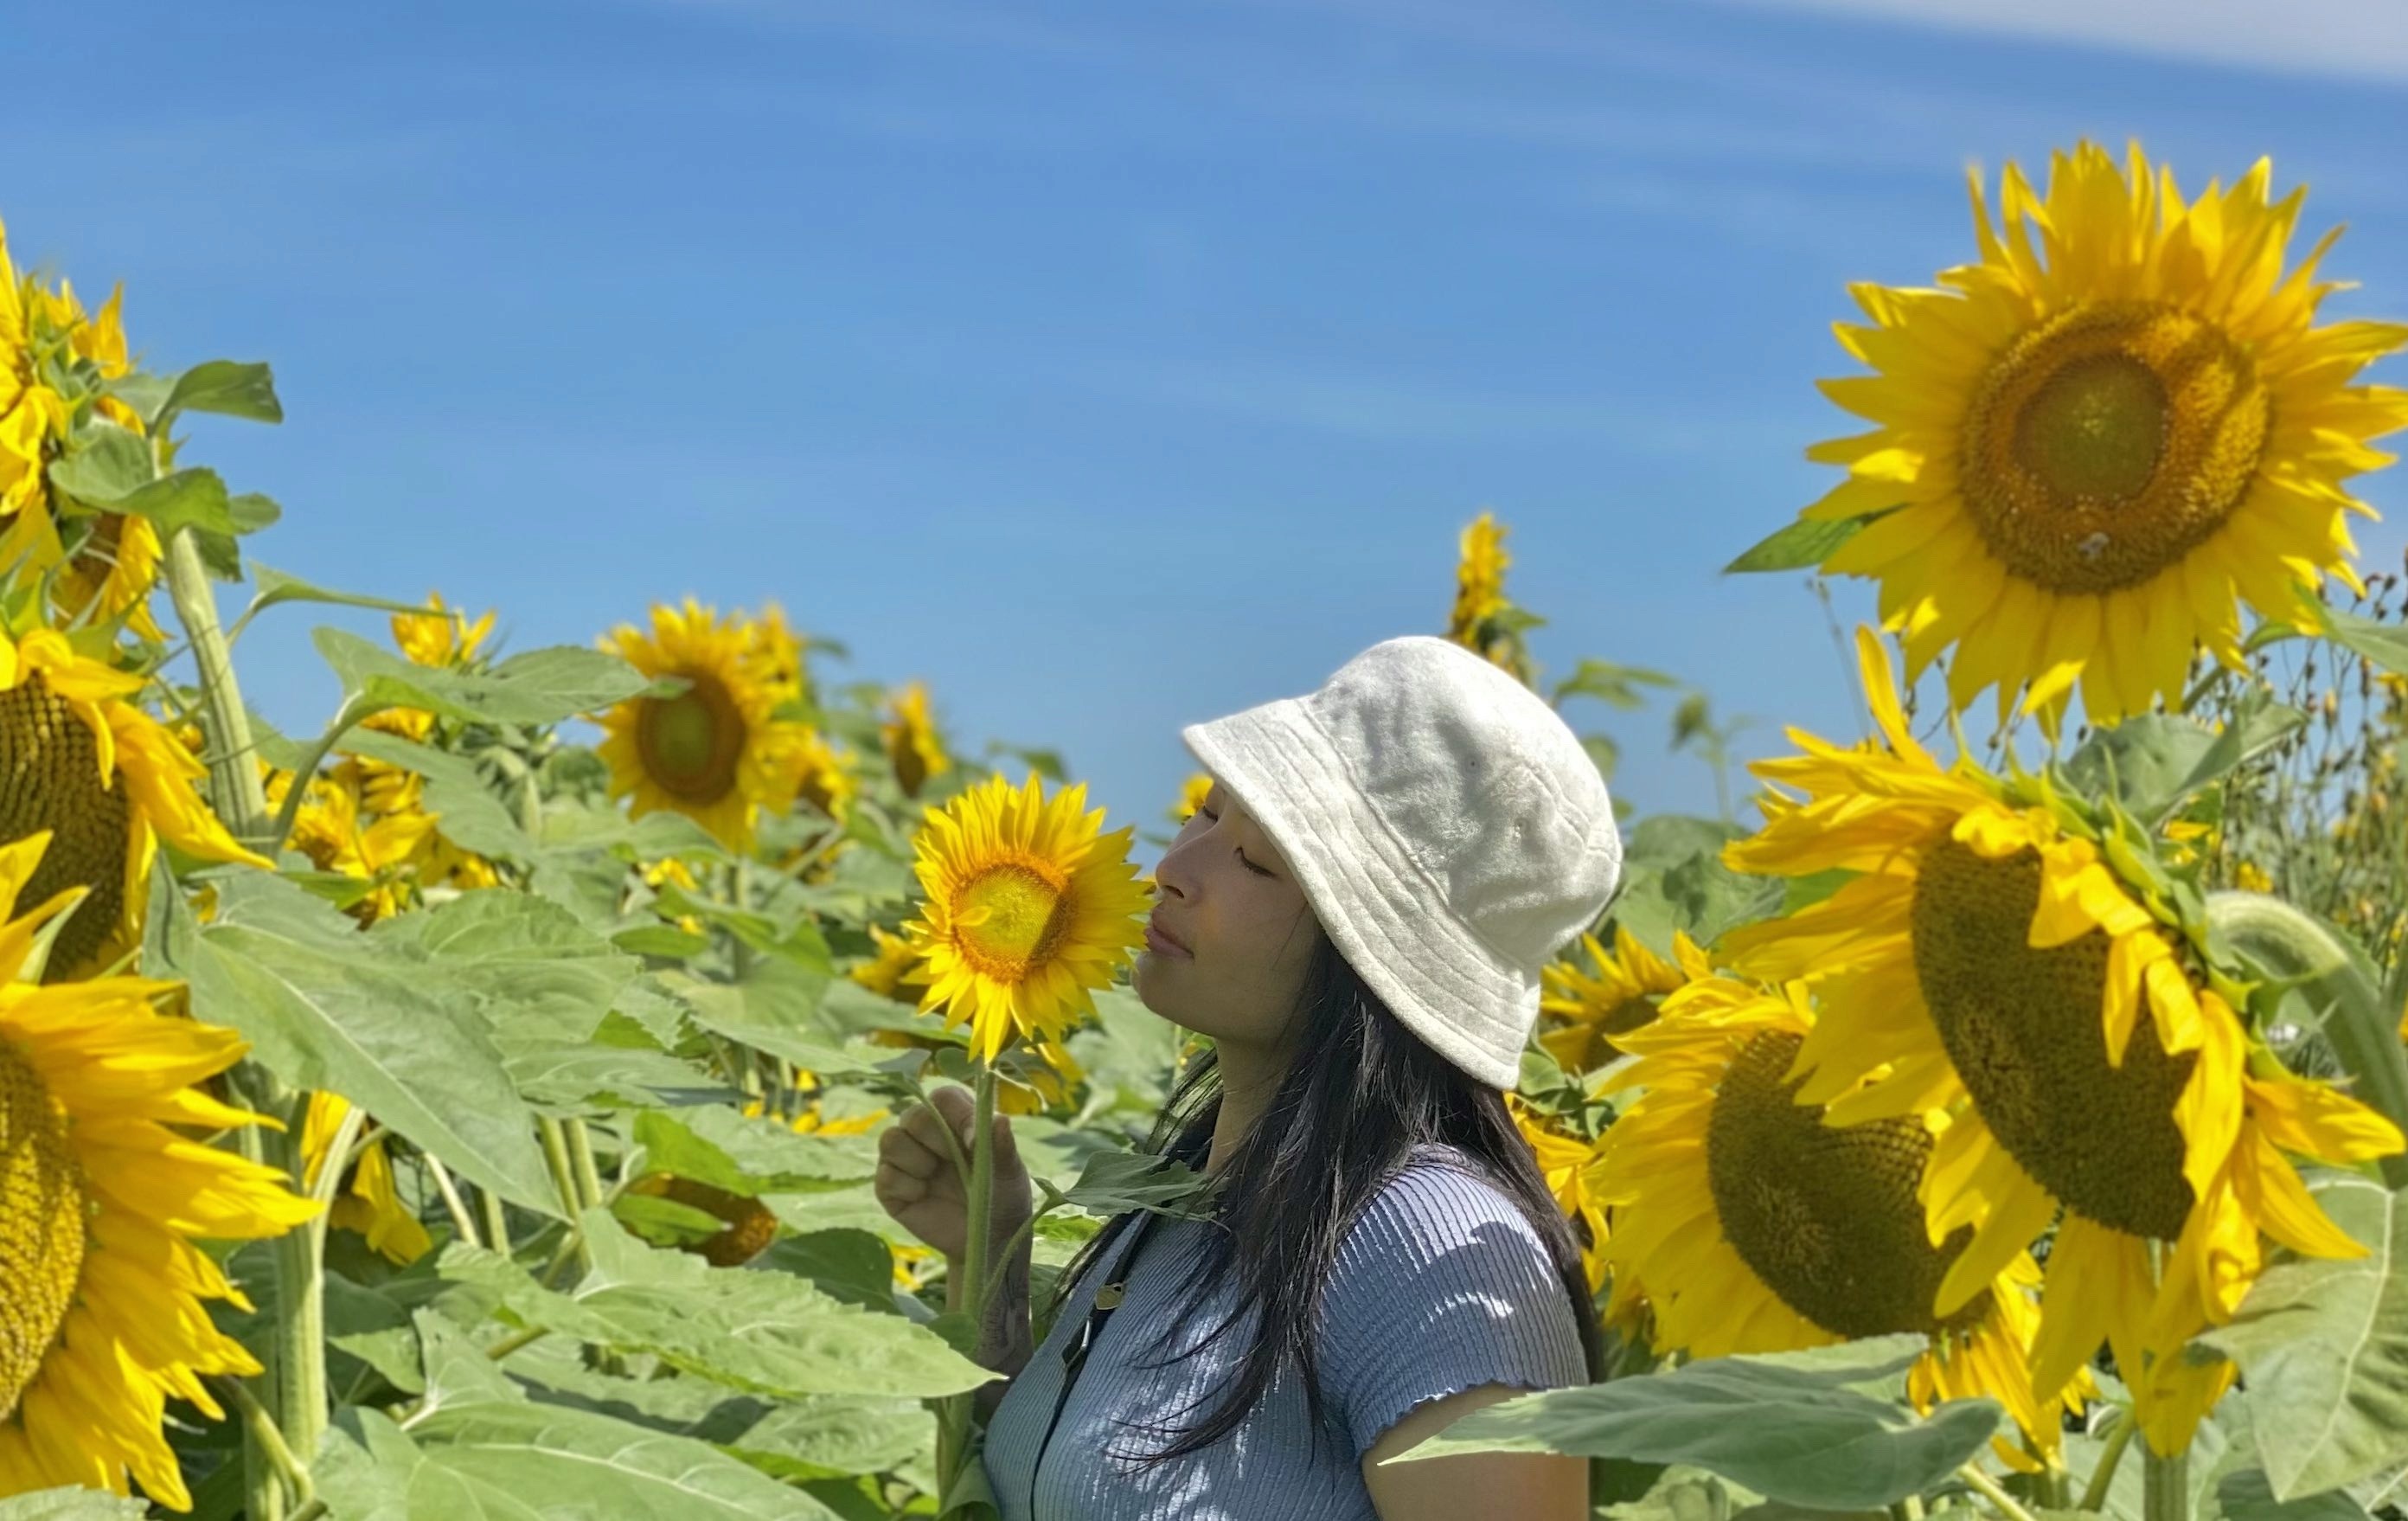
1204,1038,1291,1177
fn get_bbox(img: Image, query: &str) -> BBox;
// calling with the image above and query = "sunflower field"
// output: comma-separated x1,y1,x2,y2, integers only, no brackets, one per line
3,137,2408,1521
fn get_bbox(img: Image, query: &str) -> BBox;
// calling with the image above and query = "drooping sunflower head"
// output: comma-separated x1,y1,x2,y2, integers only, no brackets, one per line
0,627,267,976
598,600,797,851
1794,142,2408,726
1539,925,1712,1075
300,1091,432,1267
903,771,1152,1062
1719,626,2404,1454
881,680,951,799
1593,971,2065,1459
0,831,318,1508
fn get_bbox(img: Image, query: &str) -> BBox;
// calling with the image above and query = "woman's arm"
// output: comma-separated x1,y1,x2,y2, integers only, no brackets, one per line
967,1239,1034,1423
1361,1383,1586,1521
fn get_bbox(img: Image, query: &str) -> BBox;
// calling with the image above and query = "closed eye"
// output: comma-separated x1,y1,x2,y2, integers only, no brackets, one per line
1195,805,1276,878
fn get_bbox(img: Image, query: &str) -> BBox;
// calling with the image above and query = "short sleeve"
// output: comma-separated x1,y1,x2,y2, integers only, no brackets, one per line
1317,1159,1590,1461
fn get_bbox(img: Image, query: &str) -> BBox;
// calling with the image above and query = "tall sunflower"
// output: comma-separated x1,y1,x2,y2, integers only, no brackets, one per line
1593,969,2068,1462
1720,629,2403,1454
903,771,1151,1062
1790,143,2408,725
0,627,267,976
598,600,799,851
0,831,318,1507
1539,925,1712,1075
1444,511,1538,685
882,681,951,799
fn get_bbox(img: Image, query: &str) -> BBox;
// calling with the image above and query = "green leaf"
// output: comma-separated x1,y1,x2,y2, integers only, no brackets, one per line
2315,606,2408,682
2200,1176,2408,1499
2208,1466,2371,1521
112,466,242,536
325,1272,428,1397
341,730,533,863
242,564,449,626
316,1401,842,1521
2063,700,2307,827
1054,1147,1212,1217
754,1229,900,1312
45,422,151,504
729,1396,933,1481
632,1107,879,1197
1552,659,1678,710
1386,1335,2000,1510
147,871,563,1216
452,1210,991,1400
157,358,284,426
1724,513,1886,575
373,890,640,1049
664,962,871,1076
315,627,650,727
0,1490,152,1519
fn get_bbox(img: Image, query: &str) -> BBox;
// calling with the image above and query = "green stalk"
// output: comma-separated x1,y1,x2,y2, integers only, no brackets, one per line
933,1065,999,1500
1958,1464,2040,1521
2143,1447,2189,1521
536,1116,583,1220
2206,890,2408,1188
479,1186,511,1255
564,1118,606,1211
2078,1410,2139,1511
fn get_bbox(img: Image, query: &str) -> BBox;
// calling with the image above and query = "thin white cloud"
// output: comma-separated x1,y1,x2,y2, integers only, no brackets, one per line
1709,0,2408,83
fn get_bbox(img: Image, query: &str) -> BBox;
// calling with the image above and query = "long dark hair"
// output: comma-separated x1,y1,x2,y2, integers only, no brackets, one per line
1046,928,1604,1466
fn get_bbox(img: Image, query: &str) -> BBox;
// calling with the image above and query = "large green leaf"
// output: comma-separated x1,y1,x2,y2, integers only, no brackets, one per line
374,891,639,1047
2201,1176,2408,1499
316,1402,839,1521
2062,698,2307,827
341,730,534,862
1387,1336,2000,1510
156,358,285,426
664,962,874,1075
730,1397,934,1482
456,1210,990,1400
633,1107,880,1197
2316,606,2408,681
315,627,652,727
0,1492,151,1520
148,871,562,1216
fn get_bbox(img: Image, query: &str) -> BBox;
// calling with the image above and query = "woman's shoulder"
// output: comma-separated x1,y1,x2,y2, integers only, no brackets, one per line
1335,1141,1553,1278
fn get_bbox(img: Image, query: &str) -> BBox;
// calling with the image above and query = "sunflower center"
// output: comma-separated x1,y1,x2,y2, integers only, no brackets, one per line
1706,1029,1989,1339
0,1036,87,1421
0,673,131,977
1961,300,2269,594
952,860,1072,980
636,675,746,804
1910,839,2196,1239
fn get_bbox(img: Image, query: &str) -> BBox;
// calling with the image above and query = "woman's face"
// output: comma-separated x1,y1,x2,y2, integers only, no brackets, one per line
1133,779,1319,1049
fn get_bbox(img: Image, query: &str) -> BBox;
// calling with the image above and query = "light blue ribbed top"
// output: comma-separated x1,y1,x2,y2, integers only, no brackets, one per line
980,1143,1588,1520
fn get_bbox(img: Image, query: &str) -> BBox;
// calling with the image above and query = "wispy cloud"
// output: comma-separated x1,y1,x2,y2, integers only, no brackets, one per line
1707,0,2408,83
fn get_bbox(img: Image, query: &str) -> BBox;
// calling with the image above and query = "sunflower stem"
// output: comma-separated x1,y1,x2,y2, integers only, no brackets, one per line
267,1101,332,1493
480,1186,512,1255
934,1064,1000,1502
536,1116,584,1222
564,1117,607,1212
424,1152,482,1248
215,1373,314,1509
2143,1447,2189,1521
266,693,387,853
2079,1410,2139,1511
1959,1463,2040,1521
159,523,271,844
2205,889,2408,1188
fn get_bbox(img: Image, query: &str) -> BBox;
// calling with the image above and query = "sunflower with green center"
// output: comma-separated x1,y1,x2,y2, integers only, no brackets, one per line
1592,968,2070,1464
0,626,268,977
1540,925,1712,1075
0,831,319,1507
300,1091,432,1267
1789,142,2408,726
598,600,800,851
882,680,951,799
1719,629,2403,1454
903,771,1151,1062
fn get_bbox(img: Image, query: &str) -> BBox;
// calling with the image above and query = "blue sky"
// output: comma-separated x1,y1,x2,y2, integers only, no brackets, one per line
9,0,2405,857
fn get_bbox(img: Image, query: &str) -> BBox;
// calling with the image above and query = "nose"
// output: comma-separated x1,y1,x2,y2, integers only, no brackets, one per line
1151,835,1197,903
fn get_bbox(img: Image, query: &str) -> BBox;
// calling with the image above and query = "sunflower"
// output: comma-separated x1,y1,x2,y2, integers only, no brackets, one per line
0,627,267,976
1791,142,2408,726
271,769,434,925
881,681,951,799
1172,771,1213,825
0,831,318,1507
598,600,799,851
903,771,1151,1062
850,922,929,1003
1719,629,2403,1454
1540,925,1712,1075
745,600,812,708
1444,511,1538,684
299,1091,432,1267
390,590,493,671
624,1173,781,1268
1594,969,2067,1462
1508,1094,1612,1293
785,727,855,825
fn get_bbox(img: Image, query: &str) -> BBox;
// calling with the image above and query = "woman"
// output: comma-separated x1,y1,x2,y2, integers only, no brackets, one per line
875,634,1623,1520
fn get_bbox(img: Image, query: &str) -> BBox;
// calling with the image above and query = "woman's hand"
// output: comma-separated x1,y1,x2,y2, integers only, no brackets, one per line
874,1085,1034,1266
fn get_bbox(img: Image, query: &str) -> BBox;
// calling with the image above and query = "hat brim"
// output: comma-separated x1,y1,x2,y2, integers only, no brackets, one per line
1182,698,1532,1089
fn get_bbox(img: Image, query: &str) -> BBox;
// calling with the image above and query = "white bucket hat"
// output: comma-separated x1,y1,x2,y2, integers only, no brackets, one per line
1180,635,1623,1089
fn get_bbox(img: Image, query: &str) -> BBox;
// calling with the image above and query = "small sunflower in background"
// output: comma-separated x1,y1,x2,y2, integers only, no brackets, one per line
270,769,435,925
882,679,951,799
850,921,929,1004
388,588,495,671
903,771,1151,1062
1444,510,1539,686
1720,629,2403,1454
0,626,268,976
1593,972,2070,1466
598,600,800,851
1508,1094,1613,1293
1539,925,1711,1075
299,1091,432,1267
745,600,814,708
1172,771,1214,825
1787,142,2408,726
0,831,318,1508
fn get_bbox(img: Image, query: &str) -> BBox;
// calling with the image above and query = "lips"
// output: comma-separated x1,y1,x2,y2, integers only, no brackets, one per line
1144,915,1192,959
